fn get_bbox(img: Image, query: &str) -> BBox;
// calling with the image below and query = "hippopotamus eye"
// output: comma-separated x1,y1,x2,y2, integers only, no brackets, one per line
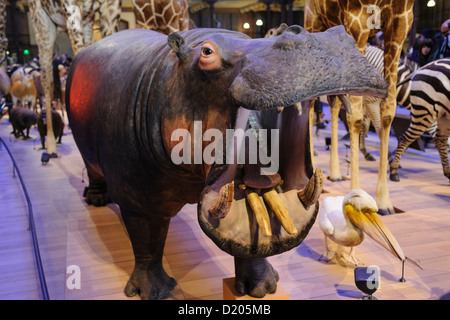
199,41,222,71
202,47,213,56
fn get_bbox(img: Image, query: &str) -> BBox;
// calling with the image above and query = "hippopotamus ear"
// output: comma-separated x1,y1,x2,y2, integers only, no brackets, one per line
168,32,191,61
275,23,288,36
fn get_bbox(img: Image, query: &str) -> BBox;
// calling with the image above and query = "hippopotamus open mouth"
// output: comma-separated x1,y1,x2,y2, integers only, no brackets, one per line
192,25,388,259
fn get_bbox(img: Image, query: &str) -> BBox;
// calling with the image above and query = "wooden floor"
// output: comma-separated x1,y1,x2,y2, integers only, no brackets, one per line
1,106,449,300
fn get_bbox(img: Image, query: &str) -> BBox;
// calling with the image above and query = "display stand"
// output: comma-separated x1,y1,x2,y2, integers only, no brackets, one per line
222,277,290,300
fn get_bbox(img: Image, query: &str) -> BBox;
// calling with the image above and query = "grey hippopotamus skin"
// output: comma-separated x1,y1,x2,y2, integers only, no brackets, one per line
9,106,37,138
37,109,64,149
66,26,387,299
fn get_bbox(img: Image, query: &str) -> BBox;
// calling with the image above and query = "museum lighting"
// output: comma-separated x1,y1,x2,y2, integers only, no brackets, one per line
427,0,435,7
256,19,263,26
243,22,250,29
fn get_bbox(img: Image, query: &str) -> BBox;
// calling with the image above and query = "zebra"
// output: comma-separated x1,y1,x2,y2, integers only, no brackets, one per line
396,62,439,138
359,45,413,162
358,45,385,161
389,58,450,183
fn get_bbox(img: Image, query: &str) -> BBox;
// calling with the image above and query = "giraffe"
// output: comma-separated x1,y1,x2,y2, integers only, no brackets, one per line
28,0,122,155
0,0,10,103
132,0,189,35
0,0,7,66
304,0,415,215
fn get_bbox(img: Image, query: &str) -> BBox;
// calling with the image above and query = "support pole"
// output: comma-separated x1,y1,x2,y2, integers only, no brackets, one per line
206,0,217,28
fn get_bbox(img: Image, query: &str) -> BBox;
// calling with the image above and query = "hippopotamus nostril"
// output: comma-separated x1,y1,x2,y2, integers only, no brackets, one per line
285,25,306,35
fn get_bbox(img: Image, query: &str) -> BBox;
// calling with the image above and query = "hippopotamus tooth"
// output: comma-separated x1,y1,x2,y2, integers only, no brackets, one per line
263,188,297,235
66,26,387,299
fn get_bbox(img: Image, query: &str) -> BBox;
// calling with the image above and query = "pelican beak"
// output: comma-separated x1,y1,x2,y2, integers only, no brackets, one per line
345,205,405,261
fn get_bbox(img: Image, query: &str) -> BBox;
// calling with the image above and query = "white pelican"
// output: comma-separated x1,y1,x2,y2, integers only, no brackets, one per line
318,188,422,271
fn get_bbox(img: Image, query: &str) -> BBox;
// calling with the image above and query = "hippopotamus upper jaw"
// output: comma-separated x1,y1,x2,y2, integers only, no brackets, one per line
229,25,388,111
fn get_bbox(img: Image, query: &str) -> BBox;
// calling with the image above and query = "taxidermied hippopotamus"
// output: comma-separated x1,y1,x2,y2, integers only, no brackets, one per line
66,26,387,299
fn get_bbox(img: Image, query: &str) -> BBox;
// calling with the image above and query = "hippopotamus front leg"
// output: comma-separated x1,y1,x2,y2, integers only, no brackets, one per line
121,210,177,300
234,257,279,297
84,165,111,207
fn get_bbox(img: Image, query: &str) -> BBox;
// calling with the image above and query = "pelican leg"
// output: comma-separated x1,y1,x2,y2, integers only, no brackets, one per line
337,246,363,267
319,233,336,263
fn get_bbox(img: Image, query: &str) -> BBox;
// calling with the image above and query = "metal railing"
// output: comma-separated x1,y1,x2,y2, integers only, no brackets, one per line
0,137,50,300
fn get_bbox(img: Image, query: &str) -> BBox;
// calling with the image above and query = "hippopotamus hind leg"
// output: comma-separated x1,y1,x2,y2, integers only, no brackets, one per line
121,210,177,300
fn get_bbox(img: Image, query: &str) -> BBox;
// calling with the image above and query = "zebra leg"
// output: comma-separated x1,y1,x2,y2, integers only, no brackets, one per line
359,112,376,161
433,118,450,181
434,135,450,181
389,119,430,182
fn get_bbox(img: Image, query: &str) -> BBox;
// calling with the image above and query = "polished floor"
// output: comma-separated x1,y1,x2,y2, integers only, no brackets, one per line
0,106,449,300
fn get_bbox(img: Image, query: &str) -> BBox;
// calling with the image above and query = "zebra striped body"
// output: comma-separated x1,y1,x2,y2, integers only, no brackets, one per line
359,45,404,162
397,62,439,136
390,58,450,182
359,45,385,161
396,63,413,108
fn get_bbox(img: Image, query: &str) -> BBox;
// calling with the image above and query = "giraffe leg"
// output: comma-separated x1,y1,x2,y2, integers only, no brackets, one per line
376,9,413,215
99,0,122,37
377,99,398,215
63,0,86,56
29,1,58,155
347,95,364,190
328,99,343,181
309,100,316,169
82,18,94,46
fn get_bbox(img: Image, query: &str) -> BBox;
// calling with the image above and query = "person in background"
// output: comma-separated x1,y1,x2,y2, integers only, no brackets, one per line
427,19,450,63
410,38,434,67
